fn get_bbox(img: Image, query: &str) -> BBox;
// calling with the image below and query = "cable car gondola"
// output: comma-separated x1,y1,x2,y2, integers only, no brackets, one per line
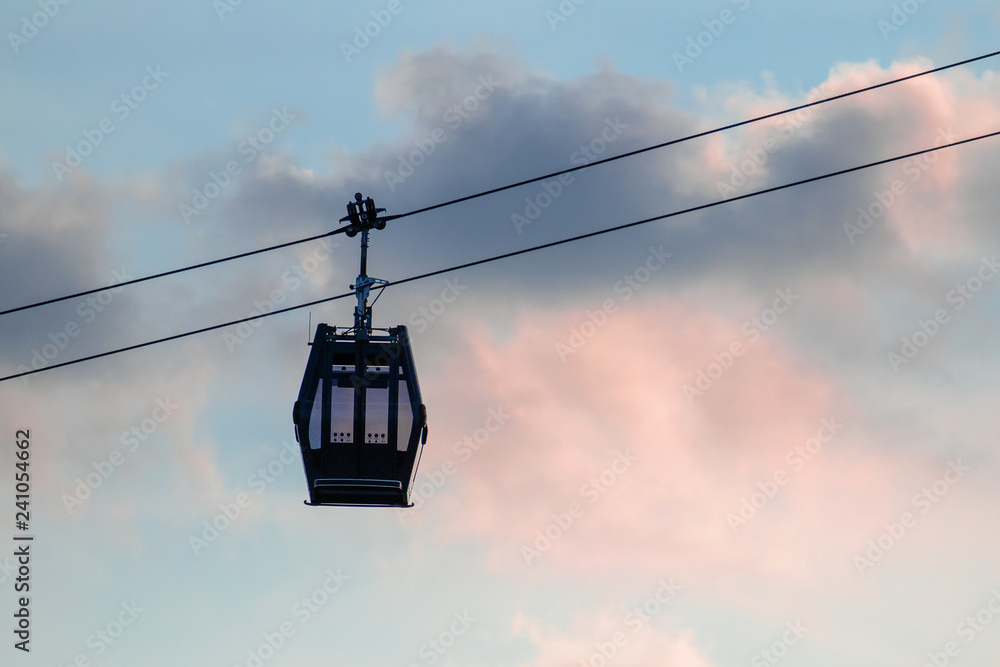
292,194,428,507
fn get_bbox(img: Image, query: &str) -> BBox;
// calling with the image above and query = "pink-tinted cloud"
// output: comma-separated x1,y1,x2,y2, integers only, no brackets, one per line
513,605,716,667
0,347,224,523
410,293,984,606
699,57,1000,259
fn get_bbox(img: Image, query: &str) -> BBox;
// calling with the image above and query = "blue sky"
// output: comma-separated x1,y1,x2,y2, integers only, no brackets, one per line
2,1,1000,666
5,0,995,181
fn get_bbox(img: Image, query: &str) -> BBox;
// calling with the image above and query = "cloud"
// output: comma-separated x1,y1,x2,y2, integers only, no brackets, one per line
405,292,997,612
54,46,995,358
0,169,119,350
0,343,223,518
513,604,716,667
172,47,1000,335
3,40,1000,611
4,40,1000,667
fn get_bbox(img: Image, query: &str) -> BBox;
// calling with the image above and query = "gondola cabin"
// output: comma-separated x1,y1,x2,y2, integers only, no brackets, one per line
293,323,427,506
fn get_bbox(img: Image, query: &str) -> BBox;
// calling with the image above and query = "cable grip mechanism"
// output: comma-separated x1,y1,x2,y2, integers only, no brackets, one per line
340,193,389,337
